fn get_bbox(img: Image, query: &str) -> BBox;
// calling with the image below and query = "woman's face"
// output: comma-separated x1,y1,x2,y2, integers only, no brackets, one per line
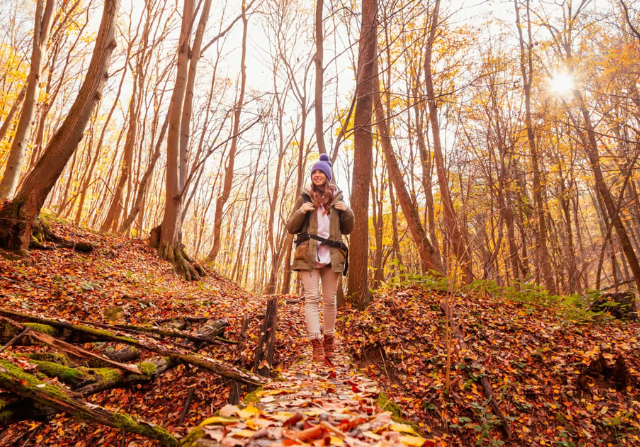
311,169,327,187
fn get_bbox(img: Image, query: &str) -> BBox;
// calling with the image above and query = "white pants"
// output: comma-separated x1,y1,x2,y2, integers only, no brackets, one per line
301,266,340,340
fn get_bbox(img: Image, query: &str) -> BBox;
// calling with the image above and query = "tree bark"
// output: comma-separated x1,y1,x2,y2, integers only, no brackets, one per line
0,85,26,144
514,0,555,293
179,0,214,190
574,89,640,292
347,0,377,309
424,0,473,283
119,113,169,234
0,0,55,199
0,0,120,251
207,3,248,263
157,0,204,280
315,0,326,155
373,51,443,276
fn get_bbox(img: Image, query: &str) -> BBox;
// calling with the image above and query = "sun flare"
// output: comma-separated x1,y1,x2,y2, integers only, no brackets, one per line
548,72,575,96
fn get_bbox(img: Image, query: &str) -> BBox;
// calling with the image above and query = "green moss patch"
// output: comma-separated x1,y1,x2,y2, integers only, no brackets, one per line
75,325,137,343
23,323,58,336
0,359,71,402
138,361,157,376
31,360,86,385
376,392,422,435
94,368,124,385
242,387,263,405
24,352,70,366
179,427,205,446
112,413,178,446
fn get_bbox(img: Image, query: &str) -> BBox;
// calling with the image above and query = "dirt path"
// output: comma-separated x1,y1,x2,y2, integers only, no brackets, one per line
182,338,434,446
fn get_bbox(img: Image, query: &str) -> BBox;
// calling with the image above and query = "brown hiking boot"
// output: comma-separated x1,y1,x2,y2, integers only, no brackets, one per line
323,334,335,359
311,338,325,362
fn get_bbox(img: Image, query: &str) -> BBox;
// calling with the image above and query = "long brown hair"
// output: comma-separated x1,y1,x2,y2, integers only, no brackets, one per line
311,181,335,215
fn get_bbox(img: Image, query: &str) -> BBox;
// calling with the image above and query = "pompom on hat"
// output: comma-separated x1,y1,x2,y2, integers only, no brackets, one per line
311,153,332,181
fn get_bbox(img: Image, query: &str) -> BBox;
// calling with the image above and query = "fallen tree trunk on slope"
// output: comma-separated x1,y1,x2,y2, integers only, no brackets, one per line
0,310,266,445
81,319,237,345
0,308,265,385
0,359,178,446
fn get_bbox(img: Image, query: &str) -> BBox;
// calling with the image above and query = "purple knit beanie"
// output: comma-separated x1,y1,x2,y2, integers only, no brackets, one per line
311,154,332,181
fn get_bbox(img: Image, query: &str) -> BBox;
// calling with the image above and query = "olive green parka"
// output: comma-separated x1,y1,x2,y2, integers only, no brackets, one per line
286,184,355,273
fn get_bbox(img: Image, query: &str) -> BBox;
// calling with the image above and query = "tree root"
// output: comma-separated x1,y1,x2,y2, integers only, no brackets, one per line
30,219,93,252
153,228,205,281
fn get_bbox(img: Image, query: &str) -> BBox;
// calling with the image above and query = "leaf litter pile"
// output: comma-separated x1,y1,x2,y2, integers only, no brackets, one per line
340,286,640,446
0,218,639,447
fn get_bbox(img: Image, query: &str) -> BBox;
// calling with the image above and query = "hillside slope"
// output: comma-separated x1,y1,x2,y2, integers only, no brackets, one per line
1,218,639,447
0,218,308,446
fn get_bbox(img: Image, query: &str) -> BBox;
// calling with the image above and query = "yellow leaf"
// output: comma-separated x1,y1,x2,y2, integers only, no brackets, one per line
390,423,417,435
255,389,285,397
601,406,608,414
400,435,427,446
303,408,324,416
237,404,262,419
199,416,239,426
270,413,294,421
330,436,344,445
233,429,256,437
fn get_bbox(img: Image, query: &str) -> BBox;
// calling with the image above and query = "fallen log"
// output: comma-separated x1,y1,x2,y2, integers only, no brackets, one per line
0,317,141,374
192,318,230,350
81,320,236,346
171,353,265,386
0,327,30,353
0,308,144,347
16,354,176,396
0,359,178,446
0,309,264,386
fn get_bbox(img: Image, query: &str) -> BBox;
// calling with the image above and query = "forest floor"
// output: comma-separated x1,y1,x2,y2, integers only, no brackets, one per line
0,216,639,447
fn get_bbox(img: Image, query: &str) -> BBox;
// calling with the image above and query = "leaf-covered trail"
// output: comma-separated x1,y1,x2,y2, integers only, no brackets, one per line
183,340,440,447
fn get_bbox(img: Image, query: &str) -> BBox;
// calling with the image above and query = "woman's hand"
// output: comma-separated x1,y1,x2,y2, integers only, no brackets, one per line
301,202,315,213
334,201,347,211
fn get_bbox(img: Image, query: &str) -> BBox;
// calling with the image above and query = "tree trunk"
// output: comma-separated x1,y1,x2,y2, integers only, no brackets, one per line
207,3,248,263
373,51,443,276
0,0,55,199
119,114,169,234
100,78,139,233
514,0,555,293
179,0,213,190
158,0,200,280
347,0,377,309
424,0,473,283
574,89,640,292
0,0,120,251
0,85,26,144
387,171,404,281
315,0,326,155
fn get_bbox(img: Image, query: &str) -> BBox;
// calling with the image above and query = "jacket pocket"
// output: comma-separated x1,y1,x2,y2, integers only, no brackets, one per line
294,240,309,262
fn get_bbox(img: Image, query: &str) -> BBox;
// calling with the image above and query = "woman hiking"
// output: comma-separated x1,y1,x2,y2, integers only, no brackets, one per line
287,154,354,362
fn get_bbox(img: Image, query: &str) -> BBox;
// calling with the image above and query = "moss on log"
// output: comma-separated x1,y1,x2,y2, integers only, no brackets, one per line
0,359,178,445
